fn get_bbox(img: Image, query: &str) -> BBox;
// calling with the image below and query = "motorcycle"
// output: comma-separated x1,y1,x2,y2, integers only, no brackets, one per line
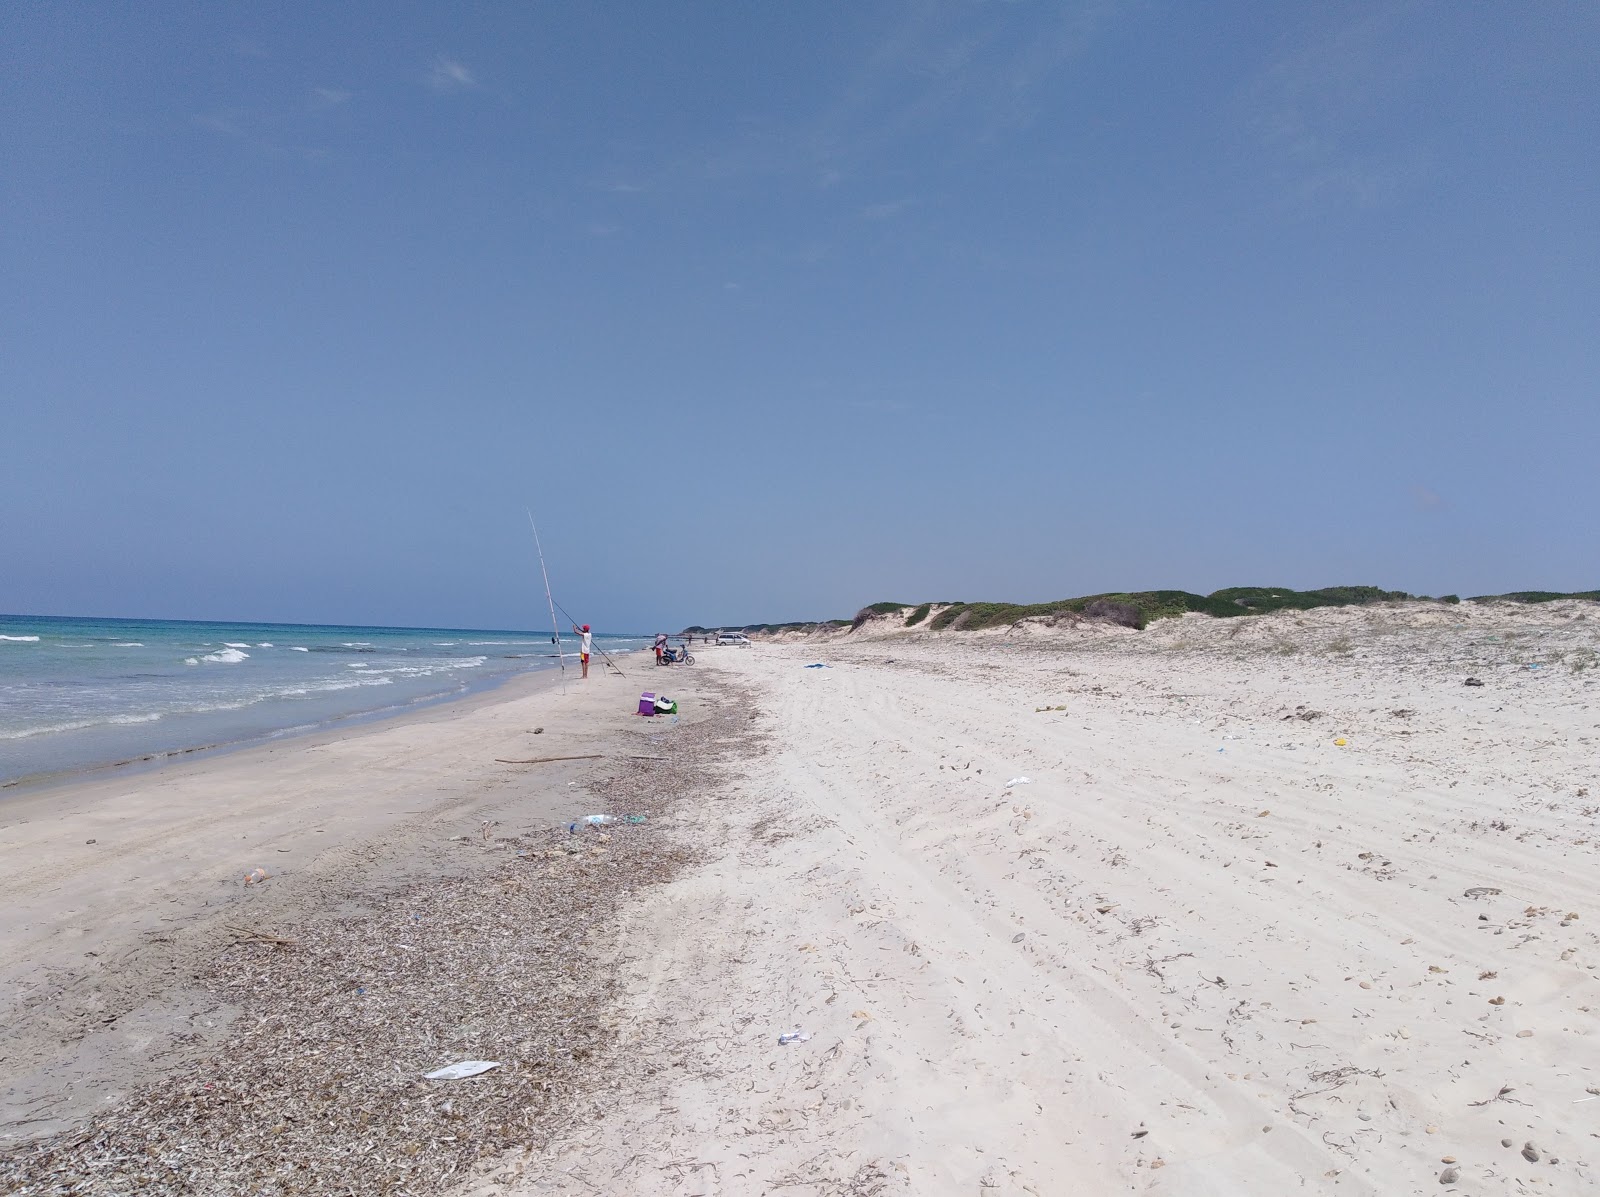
657,643,694,666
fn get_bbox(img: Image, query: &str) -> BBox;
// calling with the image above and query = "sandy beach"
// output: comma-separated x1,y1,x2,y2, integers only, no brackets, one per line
1,660,728,1173
454,601,1598,1196
5,603,1599,1194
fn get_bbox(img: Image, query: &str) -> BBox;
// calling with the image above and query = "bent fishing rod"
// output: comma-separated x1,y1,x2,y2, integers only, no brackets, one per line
553,596,627,677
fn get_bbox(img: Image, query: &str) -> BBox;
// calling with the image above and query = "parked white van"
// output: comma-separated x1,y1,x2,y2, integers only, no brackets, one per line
716,631,751,646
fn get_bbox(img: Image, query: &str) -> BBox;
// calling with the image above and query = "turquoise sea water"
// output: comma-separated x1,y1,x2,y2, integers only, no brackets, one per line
0,614,646,788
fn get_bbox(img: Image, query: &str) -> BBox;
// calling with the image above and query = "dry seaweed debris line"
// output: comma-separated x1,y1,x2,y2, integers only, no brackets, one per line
0,692,761,1197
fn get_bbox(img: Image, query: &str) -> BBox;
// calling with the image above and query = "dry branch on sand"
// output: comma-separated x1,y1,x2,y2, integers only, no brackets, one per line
493,754,604,765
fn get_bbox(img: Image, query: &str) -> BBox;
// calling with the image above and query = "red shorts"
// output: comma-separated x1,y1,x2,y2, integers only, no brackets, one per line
581,653,590,663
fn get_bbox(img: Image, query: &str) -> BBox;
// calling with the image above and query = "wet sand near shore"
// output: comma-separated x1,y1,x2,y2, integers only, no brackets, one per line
1,654,739,1193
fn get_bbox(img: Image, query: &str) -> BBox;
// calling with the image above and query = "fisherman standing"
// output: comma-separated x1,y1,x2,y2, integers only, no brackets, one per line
573,623,592,679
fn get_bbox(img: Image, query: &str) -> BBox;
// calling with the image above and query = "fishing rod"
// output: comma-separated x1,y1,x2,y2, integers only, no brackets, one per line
524,511,626,679
525,510,566,693
550,594,627,678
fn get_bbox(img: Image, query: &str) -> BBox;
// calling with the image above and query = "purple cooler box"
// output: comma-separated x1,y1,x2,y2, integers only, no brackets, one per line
637,691,656,716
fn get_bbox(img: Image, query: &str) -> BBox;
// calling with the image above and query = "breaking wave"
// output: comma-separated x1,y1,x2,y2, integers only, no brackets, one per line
187,647,250,665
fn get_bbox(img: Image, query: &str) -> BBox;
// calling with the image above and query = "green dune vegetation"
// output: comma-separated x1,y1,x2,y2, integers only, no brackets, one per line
887,587,1600,633
684,588,1597,638
924,586,1419,632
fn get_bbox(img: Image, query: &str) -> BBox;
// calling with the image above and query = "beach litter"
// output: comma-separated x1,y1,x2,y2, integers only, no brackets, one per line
624,814,647,824
777,1030,812,1045
243,867,271,885
1464,677,1485,687
1004,777,1031,789
804,663,830,669
423,1060,500,1081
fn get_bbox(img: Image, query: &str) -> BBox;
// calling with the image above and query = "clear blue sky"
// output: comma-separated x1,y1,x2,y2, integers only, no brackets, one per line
4,2,1596,632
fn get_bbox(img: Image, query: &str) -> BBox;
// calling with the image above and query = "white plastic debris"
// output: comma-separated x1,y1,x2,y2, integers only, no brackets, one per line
1004,777,1031,789
777,1030,812,1045
423,1060,501,1080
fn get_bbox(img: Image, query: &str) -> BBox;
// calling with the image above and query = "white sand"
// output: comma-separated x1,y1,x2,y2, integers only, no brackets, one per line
464,603,1600,1195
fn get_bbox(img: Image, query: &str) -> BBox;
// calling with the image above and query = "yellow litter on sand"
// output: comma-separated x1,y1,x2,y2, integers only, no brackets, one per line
1334,737,1347,746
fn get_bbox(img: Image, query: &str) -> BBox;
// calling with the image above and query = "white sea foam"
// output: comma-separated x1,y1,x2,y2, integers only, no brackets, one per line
0,634,41,642
280,676,395,696
346,662,369,669
223,642,251,649
115,642,145,647
185,656,199,665
0,711,164,741
291,646,310,652
257,642,274,648
433,641,458,646
200,647,249,664
364,657,487,678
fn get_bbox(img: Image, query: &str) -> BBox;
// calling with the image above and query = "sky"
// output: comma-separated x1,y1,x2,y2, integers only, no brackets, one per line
3,1,1597,633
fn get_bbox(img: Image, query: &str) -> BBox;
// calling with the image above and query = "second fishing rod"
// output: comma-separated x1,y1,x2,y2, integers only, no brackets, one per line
552,596,627,677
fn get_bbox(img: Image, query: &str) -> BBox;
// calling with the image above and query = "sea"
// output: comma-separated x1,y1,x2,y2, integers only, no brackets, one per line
0,614,647,789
